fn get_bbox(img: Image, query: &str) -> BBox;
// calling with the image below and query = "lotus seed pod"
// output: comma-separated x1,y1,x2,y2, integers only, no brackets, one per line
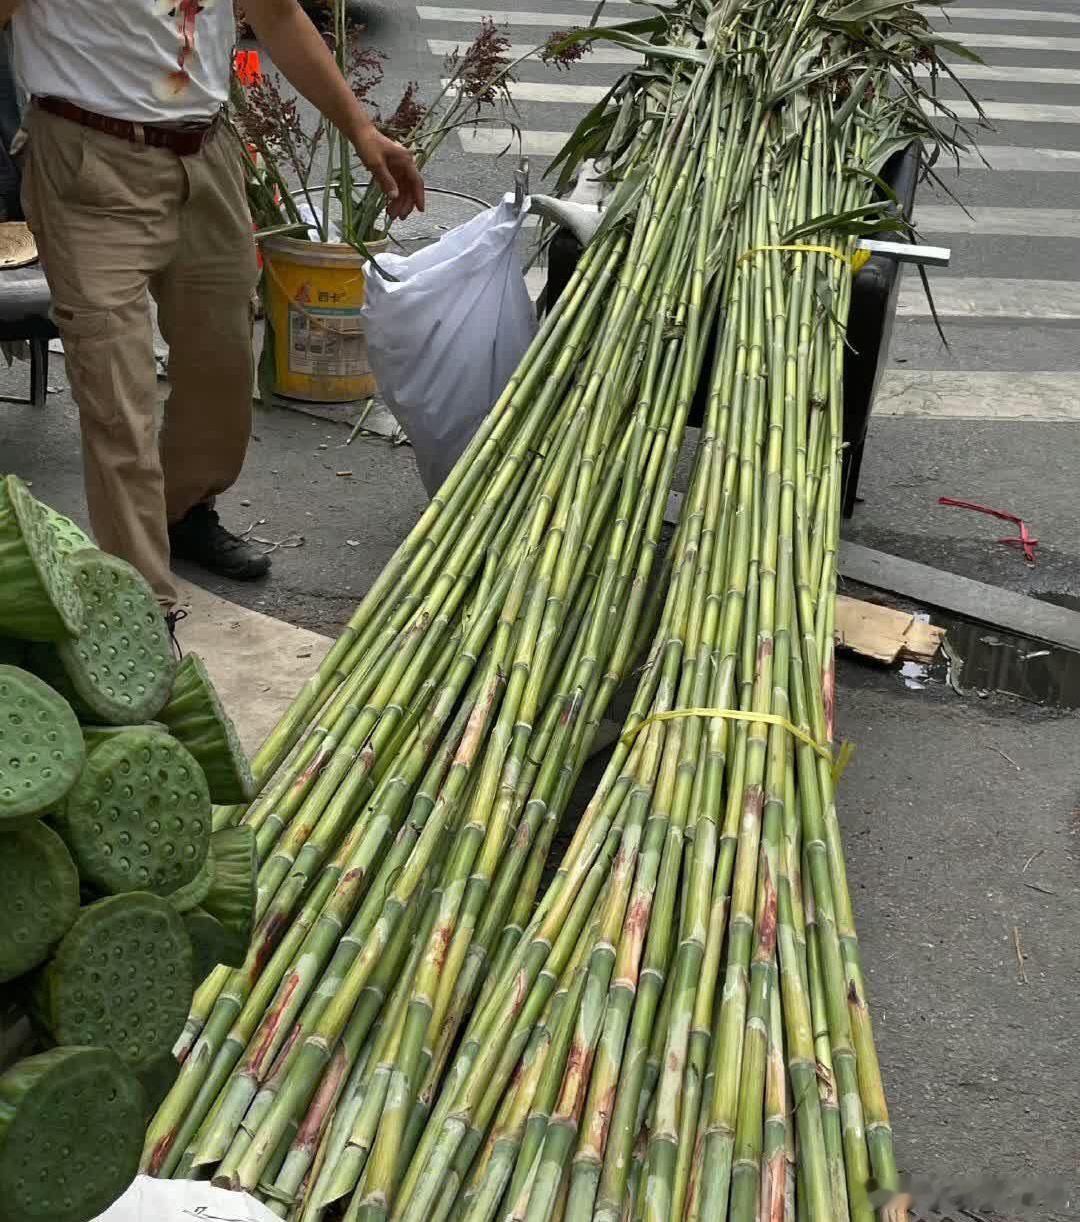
0,475,84,641
32,892,194,1072
0,1046,143,1222
28,550,176,725
0,818,80,982
58,728,211,897
157,652,256,805
0,665,85,823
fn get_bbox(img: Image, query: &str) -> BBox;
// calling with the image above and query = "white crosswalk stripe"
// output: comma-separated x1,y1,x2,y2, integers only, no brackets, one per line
460,128,1080,174
914,62,1080,85
956,145,1080,171
431,39,1080,86
915,207,1080,238
460,128,568,155
466,83,1080,125
418,7,624,25
428,37,641,62
875,372,1080,420
897,278,1080,320
933,99,1080,125
946,5,1080,22
427,11,1080,49
525,270,1080,323
946,29,1080,50
451,79,608,102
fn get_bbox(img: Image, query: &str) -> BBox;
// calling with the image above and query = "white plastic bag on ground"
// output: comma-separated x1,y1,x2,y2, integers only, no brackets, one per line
93,1176,281,1221
362,198,537,495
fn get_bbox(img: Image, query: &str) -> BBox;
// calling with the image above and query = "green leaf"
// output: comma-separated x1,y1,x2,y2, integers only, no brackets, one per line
546,86,618,180
344,235,400,283
550,115,619,194
831,67,875,132
865,132,922,174
916,262,951,349
552,24,711,65
843,164,901,209
589,162,650,245
829,0,912,22
916,33,985,64
783,202,900,244
765,53,862,107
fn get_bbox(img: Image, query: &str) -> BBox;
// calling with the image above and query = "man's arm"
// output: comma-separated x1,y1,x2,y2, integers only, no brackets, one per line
243,0,424,219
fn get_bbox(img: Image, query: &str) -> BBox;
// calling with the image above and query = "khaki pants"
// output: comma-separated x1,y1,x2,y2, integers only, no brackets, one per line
21,106,259,608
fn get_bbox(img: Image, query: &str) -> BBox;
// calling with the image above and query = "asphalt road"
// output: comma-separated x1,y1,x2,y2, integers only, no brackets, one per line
2,2,1078,1217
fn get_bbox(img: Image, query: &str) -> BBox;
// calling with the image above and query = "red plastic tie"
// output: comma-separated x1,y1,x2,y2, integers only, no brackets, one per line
937,496,1038,564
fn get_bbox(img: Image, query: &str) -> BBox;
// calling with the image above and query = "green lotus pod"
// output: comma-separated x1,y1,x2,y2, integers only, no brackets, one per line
0,819,80,983
184,906,248,982
81,721,167,753
157,652,256,805
0,665,85,823
58,728,211,897
164,844,215,914
32,892,193,1071
27,551,176,724
0,1046,143,1222
202,824,256,954
0,816,78,987
0,475,84,642
39,505,94,560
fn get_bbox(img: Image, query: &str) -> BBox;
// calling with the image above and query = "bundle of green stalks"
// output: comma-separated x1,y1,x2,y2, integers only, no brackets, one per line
144,0,976,1215
369,3,977,1219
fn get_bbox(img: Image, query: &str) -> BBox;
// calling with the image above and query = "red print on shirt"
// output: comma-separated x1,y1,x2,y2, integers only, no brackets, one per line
175,0,203,72
155,0,209,98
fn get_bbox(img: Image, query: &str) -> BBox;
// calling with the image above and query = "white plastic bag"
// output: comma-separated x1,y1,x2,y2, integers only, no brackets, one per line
93,1176,280,1221
362,199,537,495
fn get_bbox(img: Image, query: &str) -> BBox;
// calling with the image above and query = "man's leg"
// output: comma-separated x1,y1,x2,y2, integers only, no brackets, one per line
154,126,268,580
21,109,181,606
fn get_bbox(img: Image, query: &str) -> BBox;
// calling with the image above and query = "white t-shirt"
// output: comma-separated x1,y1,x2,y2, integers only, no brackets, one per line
12,0,234,124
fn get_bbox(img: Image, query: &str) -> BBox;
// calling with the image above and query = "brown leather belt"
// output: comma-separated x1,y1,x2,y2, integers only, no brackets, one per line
34,96,220,157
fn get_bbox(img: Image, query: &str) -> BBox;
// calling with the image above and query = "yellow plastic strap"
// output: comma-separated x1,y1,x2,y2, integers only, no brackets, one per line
622,708,855,784
621,707,829,760
738,243,871,273
831,739,856,786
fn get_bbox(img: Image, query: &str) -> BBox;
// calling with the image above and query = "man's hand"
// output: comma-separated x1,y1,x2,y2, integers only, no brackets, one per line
245,0,425,220
352,125,425,221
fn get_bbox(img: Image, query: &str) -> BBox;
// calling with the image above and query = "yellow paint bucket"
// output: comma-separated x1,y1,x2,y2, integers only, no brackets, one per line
262,235,388,403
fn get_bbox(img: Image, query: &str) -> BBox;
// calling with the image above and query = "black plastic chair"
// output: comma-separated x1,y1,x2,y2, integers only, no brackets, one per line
840,143,920,518
0,28,55,409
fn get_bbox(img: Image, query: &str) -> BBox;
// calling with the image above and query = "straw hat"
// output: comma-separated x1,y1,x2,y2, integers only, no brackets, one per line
0,222,37,269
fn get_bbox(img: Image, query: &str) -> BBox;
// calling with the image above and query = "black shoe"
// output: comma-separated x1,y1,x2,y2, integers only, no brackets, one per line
168,505,271,582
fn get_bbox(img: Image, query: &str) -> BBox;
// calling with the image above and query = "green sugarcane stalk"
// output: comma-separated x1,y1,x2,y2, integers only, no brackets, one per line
355,433,597,1218
234,366,630,1187
189,564,521,1172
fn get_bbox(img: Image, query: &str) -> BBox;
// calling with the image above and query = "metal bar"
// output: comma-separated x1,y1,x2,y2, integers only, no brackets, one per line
856,238,951,267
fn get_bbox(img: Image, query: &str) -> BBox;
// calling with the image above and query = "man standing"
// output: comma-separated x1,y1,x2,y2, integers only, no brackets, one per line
5,0,423,608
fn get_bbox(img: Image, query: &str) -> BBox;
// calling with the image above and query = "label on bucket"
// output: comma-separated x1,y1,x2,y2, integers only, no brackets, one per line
288,304,370,378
